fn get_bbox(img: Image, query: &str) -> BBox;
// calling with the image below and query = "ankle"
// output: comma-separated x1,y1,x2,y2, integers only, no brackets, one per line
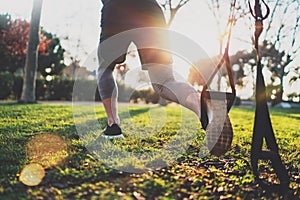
107,118,120,126
107,121,115,127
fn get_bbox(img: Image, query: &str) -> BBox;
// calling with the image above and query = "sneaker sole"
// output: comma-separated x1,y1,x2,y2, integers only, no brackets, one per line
101,134,125,139
206,114,233,156
205,97,233,156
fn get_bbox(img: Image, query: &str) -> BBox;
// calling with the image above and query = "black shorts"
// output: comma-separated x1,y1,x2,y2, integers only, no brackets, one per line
99,0,172,69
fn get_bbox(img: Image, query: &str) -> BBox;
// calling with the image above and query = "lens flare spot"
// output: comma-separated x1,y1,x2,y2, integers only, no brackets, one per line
26,133,68,168
19,163,45,186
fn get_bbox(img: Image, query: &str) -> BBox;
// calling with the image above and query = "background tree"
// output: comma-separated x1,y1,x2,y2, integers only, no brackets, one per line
260,0,300,104
208,0,250,90
0,14,66,75
205,0,244,55
158,0,191,27
38,31,66,78
188,0,247,91
188,58,215,88
231,0,300,103
0,16,29,73
0,14,13,72
0,14,65,76
20,0,43,103
289,66,300,88
199,0,300,103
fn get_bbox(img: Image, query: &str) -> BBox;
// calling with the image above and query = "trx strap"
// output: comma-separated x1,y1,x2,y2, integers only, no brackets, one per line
249,0,290,193
202,0,237,113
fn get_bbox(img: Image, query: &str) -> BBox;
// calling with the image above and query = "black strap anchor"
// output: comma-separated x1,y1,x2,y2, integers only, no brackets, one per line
201,0,237,116
249,0,289,194
248,0,270,50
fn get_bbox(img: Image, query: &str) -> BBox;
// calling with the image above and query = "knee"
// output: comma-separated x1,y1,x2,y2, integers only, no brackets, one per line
97,67,117,99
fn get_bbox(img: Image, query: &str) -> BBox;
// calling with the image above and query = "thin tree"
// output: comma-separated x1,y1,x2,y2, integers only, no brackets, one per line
20,0,43,103
261,0,300,104
159,0,191,27
205,0,249,90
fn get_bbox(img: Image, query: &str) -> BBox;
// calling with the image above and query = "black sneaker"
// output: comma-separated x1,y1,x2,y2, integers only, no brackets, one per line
101,124,124,139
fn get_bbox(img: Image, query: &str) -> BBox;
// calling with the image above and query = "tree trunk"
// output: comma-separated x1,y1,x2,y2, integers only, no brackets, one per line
20,0,43,103
273,66,285,106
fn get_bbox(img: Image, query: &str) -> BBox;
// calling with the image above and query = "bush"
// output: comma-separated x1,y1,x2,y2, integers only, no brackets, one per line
0,73,158,103
47,78,74,101
234,96,241,106
117,82,135,102
11,77,48,100
0,73,77,101
129,87,160,104
72,79,99,101
36,79,47,100
0,72,14,99
12,76,23,100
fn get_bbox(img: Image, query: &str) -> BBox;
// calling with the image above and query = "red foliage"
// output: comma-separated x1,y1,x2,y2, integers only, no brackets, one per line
38,36,51,55
2,19,29,56
1,19,51,58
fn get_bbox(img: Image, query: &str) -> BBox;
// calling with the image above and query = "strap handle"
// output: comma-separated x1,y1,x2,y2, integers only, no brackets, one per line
203,0,236,97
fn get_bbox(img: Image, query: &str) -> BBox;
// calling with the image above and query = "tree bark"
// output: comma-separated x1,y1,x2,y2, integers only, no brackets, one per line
20,0,43,103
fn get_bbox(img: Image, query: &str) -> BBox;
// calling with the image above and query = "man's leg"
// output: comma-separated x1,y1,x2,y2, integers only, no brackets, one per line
97,11,129,136
97,64,120,126
97,64,123,138
147,64,201,120
101,98,120,127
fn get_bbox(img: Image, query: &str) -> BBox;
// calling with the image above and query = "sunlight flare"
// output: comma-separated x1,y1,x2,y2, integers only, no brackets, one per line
26,133,68,168
19,163,45,186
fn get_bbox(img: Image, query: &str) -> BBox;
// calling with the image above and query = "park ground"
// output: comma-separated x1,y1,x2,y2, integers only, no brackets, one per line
0,102,300,199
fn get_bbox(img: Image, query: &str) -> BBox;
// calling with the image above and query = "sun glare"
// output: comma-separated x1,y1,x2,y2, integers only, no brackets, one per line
19,163,45,187
19,133,68,186
26,133,68,168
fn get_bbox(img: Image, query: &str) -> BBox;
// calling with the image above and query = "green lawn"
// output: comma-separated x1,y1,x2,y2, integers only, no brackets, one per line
0,103,299,199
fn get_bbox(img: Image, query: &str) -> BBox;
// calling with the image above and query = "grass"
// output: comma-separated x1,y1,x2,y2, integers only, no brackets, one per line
0,103,300,199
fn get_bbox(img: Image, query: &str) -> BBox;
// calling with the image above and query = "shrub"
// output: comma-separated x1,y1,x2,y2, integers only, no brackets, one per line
0,74,159,103
12,76,23,100
0,72,14,99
